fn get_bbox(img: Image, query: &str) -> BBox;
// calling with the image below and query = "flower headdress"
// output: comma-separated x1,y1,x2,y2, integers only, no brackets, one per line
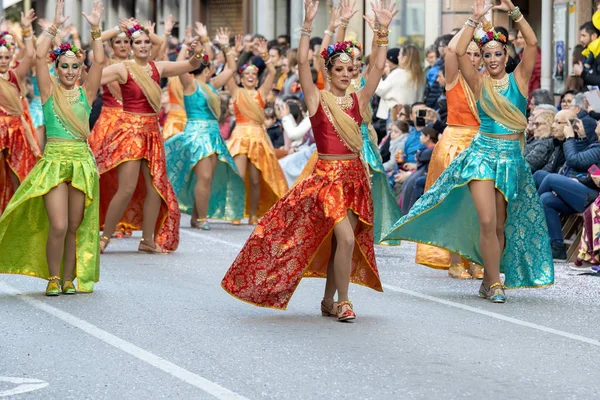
195,48,211,66
50,43,81,62
0,38,11,51
320,41,354,67
0,31,10,38
126,24,150,39
238,63,258,75
473,30,507,49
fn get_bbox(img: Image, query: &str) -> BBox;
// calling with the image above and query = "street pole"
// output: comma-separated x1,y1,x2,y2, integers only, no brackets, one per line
0,0,4,20
541,0,553,92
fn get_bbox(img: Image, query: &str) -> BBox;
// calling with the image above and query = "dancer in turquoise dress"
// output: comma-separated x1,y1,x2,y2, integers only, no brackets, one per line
29,76,45,129
383,0,554,302
165,29,245,230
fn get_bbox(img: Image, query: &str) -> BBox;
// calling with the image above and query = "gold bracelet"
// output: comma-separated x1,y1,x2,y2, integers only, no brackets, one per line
200,36,210,43
513,14,524,23
324,29,334,36
194,52,204,59
376,28,390,37
22,28,32,37
90,29,102,41
482,21,493,32
222,44,230,51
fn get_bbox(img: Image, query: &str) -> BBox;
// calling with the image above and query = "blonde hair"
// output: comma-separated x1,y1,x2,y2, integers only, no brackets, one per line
399,44,424,86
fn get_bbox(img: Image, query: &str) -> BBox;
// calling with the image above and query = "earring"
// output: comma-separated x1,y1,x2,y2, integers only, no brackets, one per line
326,75,331,82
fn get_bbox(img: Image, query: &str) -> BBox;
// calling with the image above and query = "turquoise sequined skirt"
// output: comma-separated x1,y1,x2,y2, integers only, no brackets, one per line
361,124,403,245
165,119,245,220
29,97,44,128
383,133,554,288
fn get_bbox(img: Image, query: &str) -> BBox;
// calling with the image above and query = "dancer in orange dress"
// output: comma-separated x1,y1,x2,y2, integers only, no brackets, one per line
0,11,40,215
226,41,288,224
222,0,396,321
161,77,187,141
415,33,484,279
97,24,205,253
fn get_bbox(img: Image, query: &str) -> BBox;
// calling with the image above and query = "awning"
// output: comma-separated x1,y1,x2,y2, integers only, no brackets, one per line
3,0,22,10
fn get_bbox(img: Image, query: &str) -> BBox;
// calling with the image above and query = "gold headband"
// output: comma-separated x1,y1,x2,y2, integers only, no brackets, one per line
64,50,77,58
116,32,128,39
483,40,501,49
131,30,143,39
0,46,9,54
339,53,351,63
467,41,479,52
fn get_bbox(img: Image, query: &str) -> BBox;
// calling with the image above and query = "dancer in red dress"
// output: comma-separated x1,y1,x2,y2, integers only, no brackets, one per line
222,0,396,321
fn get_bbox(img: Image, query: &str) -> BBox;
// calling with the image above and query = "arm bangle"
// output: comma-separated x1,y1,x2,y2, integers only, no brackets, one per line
324,30,334,36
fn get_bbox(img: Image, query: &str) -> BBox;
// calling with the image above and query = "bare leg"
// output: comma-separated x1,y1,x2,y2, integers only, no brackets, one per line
193,154,218,219
495,190,507,256
332,211,358,303
36,125,46,153
101,160,142,239
140,161,162,245
1,149,20,191
468,180,502,287
248,162,261,219
322,236,338,307
43,183,69,278
233,154,248,181
64,184,86,280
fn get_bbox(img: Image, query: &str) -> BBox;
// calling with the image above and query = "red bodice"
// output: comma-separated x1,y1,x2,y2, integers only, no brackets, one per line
309,92,362,155
102,83,122,108
120,61,160,114
0,71,22,117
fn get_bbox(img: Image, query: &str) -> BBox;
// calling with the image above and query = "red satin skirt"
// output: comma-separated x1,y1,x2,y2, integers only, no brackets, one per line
221,157,382,310
93,112,180,251
0,116,39,214
89,107,123,154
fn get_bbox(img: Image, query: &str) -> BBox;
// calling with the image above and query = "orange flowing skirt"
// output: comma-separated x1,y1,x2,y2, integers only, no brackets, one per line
0,116,39,215
94,112,180,251
415,125,478,269
89,107,123,154
227,123,289,217
221,157,382,310
162,109,187,141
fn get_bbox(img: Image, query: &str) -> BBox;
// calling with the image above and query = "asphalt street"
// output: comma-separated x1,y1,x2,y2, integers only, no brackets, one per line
1,220,599,399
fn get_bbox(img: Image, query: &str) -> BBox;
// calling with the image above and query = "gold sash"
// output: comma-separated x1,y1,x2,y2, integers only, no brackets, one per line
479,74,527,133
125,60,162,113
51,82,90,139
320,91,363,153
0,75,24,116
235,89,265,125
197,80,221,120
168,77,184,107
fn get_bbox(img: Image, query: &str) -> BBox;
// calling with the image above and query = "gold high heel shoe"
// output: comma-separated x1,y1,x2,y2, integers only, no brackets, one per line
45,276,61,296
61,280,76,295
469,263,484,280
249,216,259,225
448,263,472,279
100,235,110,254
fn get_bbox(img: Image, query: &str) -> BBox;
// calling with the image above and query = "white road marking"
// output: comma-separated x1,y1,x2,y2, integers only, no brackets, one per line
0,377,48,397
185,229,600,348
382,283,600,347
0,283,249,400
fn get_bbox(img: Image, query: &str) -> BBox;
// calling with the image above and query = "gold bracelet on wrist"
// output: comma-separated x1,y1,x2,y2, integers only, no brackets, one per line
90,29,101,41
376,28,390,37
324,29,334,36
482,21,493,31
513,14,524,23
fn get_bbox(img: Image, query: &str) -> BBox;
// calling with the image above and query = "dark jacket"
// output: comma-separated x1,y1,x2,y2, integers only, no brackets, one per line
524,137,555,172
582,53,600,87
424,60,444,108
563,139,600,189
267,121,284,148
542,139,567,174
577,110,599,145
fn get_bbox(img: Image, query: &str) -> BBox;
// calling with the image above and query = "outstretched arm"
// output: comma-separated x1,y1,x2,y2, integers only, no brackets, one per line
14,9,36,81
257,38,276,100
505,0,537,95
298,0,320,116
212,28,237,89
82,0,105,105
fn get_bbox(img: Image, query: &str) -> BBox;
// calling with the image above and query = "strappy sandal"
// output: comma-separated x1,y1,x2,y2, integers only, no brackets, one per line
138,238,167,254
448,263,472,279
336,301,356,322
479,282,506,303
469,263,484,280
192,218,211,231
249,216,259,225
45,276,61,296
320,300,338,317
100,235,110,254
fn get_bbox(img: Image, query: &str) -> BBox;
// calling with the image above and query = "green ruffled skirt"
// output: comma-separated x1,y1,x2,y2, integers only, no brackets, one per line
361,124,403,245
384,133,554,289
0,141,100,292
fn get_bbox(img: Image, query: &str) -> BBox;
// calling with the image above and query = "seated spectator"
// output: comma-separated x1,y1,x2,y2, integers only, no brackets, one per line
264,107,284,149
559,90,577,110
526,104,556,143
570,92,599,144
533,110,573,186
529,88,554,114
538,115,600,261
403,102,429,167
524,108,557,172
400,127,439,214
383,120,410,172
424,35,452,109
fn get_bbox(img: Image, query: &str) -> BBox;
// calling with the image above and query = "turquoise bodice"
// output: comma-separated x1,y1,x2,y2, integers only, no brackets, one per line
184,82,217,121
477,73,527,135
32,75,40,97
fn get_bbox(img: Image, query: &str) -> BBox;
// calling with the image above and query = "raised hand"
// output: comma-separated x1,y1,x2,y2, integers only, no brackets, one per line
145,20,156,34
216,27,231,46
371,0,398,28
363,13,376,30
82,0,103,28
340,0,358,21
190,36,202,54
472,0,493,19
328,6,342,30
184,25,193,45
195,22,208,38
234,34,243,53
304,0,319,23
256,38,268,55
53,0,70,27
492,0,516,13
21,9,37,28
164,14,174,34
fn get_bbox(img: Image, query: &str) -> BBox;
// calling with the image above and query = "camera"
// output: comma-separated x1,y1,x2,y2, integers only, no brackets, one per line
417,109,427,118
